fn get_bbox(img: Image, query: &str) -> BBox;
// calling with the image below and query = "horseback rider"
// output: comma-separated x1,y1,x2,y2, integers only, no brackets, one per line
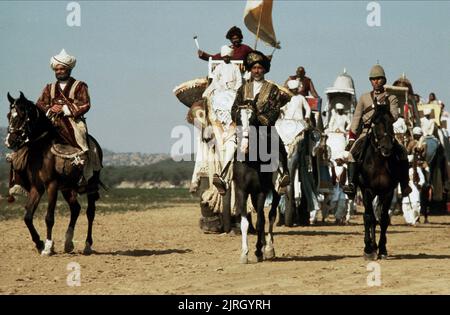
343,64,412,199
36,49,91,185
212,50,290,194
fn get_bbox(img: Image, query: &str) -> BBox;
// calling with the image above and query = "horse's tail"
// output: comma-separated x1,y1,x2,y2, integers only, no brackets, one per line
87,134,108,191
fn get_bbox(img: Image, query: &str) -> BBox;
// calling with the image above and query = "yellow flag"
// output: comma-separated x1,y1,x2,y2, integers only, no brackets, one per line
244,0,280,49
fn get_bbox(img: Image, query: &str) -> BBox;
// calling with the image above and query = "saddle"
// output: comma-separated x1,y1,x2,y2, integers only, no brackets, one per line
51,143,86,164
51,136,102,179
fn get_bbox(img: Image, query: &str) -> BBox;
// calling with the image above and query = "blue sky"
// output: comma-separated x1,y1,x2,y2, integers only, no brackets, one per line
1,0,449,153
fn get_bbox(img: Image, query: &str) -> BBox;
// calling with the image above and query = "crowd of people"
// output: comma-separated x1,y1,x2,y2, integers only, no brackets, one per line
187,26,448,230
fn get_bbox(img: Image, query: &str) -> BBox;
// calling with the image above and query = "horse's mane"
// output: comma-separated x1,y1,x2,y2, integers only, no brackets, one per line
371,105,395,126
17,95,55,143
366,105,396,143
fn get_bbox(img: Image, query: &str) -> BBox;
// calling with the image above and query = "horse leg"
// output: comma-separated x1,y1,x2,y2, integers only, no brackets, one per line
83,193,97,255
23,186,44,253
254,192,266,262
264,190,279,260
61,190,81,253
362,189,377,260
41,181,58,256
236,189,249,264
378,191,394,259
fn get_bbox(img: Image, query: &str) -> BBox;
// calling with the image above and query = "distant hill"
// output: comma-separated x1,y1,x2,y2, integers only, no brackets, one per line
102,150,171,167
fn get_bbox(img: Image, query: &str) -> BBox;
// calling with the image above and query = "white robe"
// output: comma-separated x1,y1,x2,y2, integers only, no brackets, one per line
402,167,424,225
327,111,350,134
421,117,436,137
275,95,310,146
203,63,242,127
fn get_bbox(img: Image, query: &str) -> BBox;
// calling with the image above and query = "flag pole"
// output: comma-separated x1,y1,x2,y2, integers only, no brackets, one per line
254,3,264,50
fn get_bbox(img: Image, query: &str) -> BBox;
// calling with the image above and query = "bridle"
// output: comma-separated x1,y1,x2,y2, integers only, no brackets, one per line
370,113,394,155
7,99,40,149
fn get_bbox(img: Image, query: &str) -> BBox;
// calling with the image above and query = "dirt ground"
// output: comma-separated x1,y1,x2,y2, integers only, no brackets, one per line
1,203,449,295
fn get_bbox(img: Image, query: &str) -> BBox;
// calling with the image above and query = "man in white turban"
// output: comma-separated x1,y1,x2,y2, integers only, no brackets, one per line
203,45,242,126
420,108,436,137
37,49,93,186
275,80,311,149
327,103,350,134
326,102,351,161
200,45,243,195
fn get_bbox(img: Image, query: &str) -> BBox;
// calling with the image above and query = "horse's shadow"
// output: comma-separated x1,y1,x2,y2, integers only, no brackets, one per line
90,248,193,257
272,254,361,262
388,253,450,260
275,230,361,236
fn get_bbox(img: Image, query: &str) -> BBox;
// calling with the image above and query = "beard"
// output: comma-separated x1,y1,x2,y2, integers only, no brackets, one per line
56,72,70,81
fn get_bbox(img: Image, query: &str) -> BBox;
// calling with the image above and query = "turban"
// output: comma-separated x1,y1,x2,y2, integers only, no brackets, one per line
243,50,270,73
423,108,432,116
50,49,76,70
287,80,299,90
335,103,345,110
412,126,423,135
220,45,233,57
226,26,243,40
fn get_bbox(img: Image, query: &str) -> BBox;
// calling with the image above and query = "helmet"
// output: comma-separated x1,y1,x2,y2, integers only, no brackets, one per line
369,64,386,79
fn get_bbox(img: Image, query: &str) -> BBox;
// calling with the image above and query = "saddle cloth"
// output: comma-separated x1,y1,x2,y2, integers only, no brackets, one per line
51,136,102,181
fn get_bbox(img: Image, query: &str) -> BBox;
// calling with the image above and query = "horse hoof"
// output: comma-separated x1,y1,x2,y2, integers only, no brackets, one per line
255,254,264,263
83,242,93,255
64,241,75,253
240,254,249,264
41,240,55,256
378,250,388,260
378,254,388,260
36,240,45,254
264,248,275,260
364,251,378,261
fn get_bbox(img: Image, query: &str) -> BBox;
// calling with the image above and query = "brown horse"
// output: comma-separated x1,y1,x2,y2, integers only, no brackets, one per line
5,92,103,255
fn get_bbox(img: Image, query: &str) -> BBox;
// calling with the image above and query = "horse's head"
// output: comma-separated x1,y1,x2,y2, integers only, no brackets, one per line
370,105,395,157
5,92,37,150
235,103,258,129
235,104,258,155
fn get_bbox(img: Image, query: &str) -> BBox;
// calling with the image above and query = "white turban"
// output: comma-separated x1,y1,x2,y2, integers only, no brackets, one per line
393,118,407,134
413,126,423,135
287,80,299,90
335,103,344,110
220,45,233,57
423,108,432,116
50,49,76,70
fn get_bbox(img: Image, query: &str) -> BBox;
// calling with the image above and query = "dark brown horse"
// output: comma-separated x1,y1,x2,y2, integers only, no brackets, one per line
5,92,103,255
357,105,400,260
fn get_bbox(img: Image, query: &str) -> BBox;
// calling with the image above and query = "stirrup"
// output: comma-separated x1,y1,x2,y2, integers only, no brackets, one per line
212,174,227,195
